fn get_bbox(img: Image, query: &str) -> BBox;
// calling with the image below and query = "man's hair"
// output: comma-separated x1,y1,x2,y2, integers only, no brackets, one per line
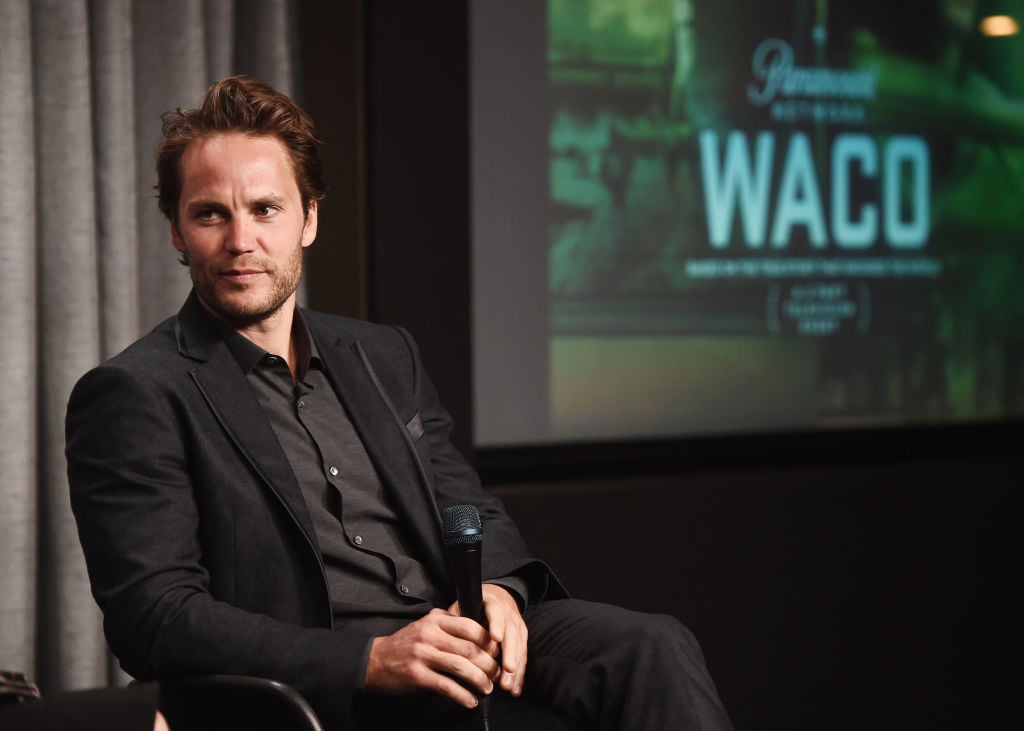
156,76,326,222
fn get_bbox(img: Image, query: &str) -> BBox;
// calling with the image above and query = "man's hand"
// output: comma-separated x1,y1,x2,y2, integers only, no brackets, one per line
364,608,500,709
454,584,528,698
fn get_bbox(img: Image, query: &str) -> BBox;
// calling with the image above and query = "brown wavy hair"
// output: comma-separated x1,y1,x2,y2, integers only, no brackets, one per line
156,76,326,222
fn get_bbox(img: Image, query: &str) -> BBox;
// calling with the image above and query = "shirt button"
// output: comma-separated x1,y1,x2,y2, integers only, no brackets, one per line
400,584,410,594
353,535,363,546
329,466,339,477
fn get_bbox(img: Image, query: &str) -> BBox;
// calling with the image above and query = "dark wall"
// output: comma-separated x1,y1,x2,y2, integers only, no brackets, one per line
363,0,474,457
298,0,369,319
491,448,1022,730
302,3,1024,729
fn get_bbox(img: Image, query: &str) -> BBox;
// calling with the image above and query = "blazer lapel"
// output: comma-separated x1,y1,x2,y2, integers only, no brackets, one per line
309,321,447,572
175,294,320,550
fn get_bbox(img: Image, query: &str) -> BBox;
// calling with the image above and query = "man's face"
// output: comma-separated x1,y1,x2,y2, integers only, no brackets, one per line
171,132,317,328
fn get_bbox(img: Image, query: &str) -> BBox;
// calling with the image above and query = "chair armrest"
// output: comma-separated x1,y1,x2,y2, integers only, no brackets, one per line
159,674,323,731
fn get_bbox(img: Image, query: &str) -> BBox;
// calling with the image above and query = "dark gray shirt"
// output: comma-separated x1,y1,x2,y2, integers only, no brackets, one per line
210,310,446,636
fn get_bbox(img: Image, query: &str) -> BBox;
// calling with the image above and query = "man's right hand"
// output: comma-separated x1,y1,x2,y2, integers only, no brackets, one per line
364,608,500,708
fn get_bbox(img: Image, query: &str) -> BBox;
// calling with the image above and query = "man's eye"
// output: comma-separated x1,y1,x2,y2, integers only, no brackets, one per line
256,205,277,217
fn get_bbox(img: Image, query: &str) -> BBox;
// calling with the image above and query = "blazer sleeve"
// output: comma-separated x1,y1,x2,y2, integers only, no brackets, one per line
65,362,366,729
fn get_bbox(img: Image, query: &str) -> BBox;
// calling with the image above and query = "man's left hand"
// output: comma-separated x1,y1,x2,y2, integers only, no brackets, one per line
449,584,528,697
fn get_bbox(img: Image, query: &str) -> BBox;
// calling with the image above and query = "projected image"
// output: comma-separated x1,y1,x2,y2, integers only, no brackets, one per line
547,0,1024,437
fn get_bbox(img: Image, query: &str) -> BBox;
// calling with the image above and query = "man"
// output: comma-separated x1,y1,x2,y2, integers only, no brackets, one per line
66,77,732,731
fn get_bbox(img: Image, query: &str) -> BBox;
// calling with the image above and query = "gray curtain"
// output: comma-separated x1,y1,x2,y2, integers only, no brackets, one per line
0,0,299,692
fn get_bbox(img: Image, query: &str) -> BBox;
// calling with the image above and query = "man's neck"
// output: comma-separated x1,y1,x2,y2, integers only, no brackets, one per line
199,295,301,378
237,310,297,367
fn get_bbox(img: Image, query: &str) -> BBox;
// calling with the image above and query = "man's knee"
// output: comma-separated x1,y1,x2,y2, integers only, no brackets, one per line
613,611,709,673
526,600,707,673
618,610,690,644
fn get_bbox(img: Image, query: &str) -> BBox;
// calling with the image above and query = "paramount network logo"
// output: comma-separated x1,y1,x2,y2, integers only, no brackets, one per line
746,38,879,107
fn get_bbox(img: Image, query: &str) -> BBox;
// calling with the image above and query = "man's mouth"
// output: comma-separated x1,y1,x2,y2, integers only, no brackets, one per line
221,268,266,284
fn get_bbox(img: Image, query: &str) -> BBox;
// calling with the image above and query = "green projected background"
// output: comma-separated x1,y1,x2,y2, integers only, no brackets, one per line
547,0,1024,439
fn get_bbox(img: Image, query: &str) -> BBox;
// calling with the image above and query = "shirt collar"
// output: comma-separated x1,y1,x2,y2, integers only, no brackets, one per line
201,306,321,378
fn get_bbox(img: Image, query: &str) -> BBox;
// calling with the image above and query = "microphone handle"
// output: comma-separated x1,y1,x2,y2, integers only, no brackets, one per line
452,544,485,625
447,544,490,729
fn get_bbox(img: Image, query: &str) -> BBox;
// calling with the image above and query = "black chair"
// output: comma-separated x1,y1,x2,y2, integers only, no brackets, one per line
158,674,592,730
159,675,323,731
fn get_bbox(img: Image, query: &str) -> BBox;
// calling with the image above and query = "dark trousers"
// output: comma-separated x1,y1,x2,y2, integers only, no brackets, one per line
357,598,733,731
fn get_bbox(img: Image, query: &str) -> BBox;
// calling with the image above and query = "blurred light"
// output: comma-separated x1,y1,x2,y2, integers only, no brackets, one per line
979,15,1020,36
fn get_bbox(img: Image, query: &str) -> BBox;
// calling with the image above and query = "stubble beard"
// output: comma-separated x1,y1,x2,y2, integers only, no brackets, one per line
190,243,304,329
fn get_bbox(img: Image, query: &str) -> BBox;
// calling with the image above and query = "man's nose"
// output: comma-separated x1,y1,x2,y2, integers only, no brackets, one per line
224,217,255,253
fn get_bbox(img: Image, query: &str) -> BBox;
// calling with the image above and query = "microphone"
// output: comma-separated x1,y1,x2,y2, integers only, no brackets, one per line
441,504,490,730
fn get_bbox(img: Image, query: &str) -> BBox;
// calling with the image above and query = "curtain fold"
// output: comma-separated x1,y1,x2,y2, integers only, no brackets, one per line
0,0,299,692
33,0,106,692
91,0,141,360
0,0,39,690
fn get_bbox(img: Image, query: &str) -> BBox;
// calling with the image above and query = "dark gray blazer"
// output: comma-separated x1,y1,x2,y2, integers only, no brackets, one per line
66,291,563,729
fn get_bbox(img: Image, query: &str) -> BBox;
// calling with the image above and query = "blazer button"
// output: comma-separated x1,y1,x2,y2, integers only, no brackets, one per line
329,466,339,477
353,535,363,545
400,584,410,594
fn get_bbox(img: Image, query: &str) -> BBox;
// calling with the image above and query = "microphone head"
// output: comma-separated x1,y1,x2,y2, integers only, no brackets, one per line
441,504,483,547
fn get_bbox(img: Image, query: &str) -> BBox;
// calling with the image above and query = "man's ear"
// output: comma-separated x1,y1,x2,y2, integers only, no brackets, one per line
302,200,318,248
170,222,189,265
170,222,186,253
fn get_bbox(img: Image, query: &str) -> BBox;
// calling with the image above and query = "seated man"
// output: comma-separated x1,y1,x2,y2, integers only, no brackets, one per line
65,76,732,731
